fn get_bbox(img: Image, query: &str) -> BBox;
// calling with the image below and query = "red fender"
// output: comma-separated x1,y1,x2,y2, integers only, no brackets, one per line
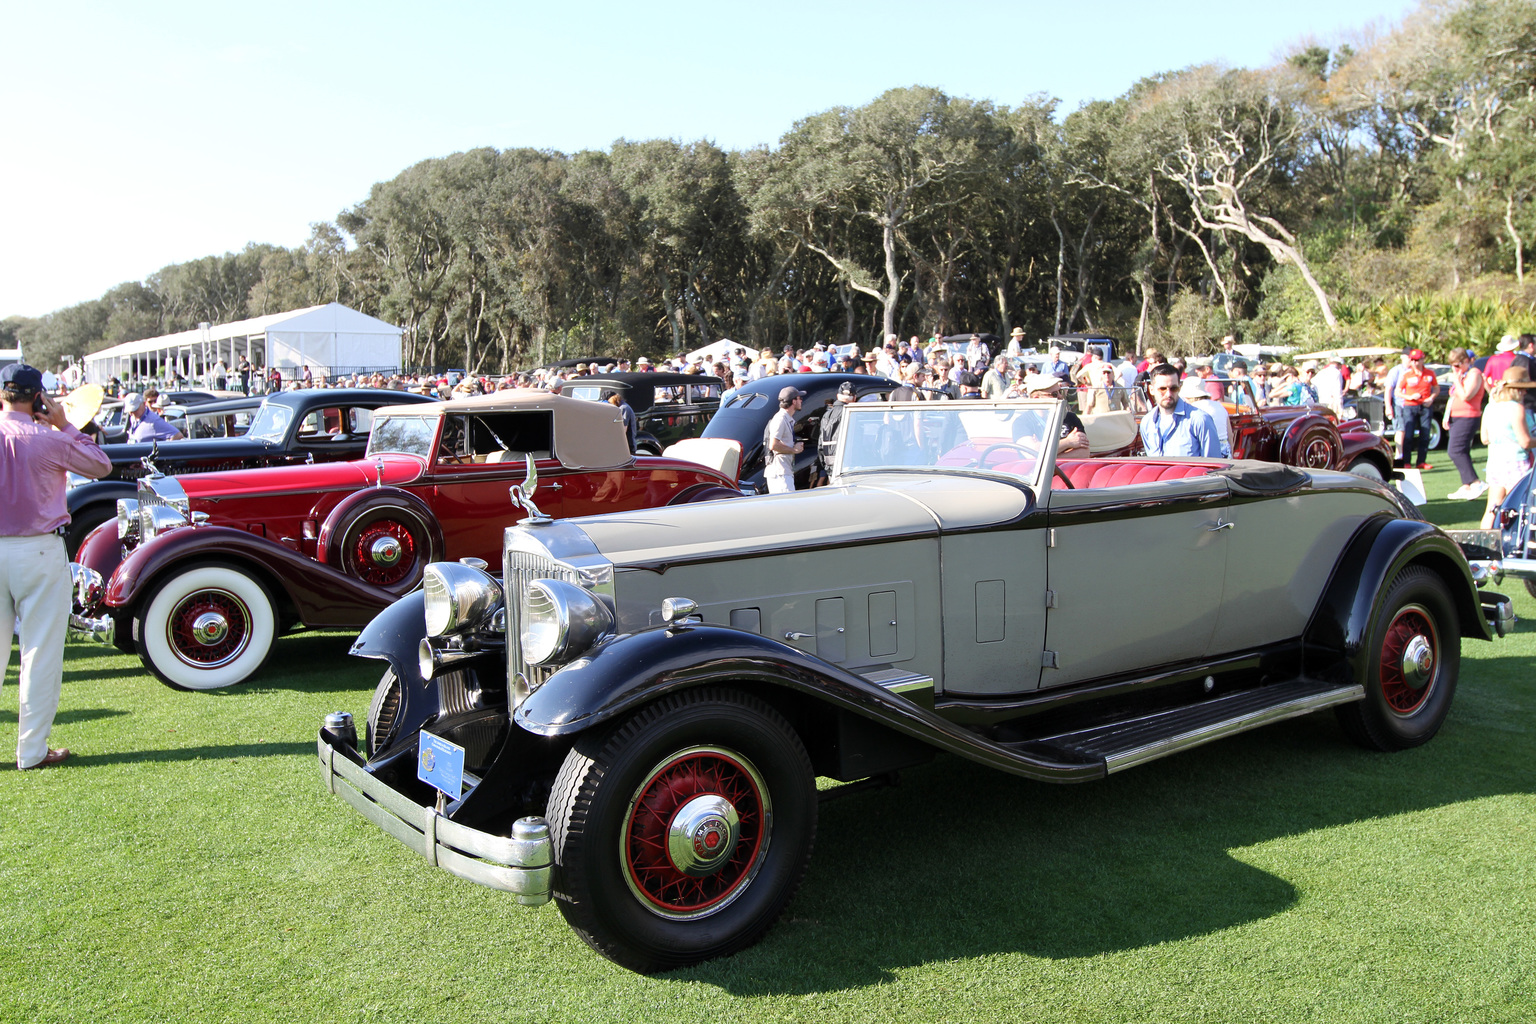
1279,415,1343,470
104,524,396,629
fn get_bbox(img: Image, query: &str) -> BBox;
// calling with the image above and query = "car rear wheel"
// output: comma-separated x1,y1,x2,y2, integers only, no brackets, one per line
1336,566,1458,751
138,563,277,690
547,688,816,973
1345,458,1386,482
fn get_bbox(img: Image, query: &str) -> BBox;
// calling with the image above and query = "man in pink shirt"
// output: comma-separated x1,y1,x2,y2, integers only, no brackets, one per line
0,364,112,769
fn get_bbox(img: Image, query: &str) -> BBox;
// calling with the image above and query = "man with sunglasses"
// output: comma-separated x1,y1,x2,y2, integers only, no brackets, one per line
1139,363,1222,458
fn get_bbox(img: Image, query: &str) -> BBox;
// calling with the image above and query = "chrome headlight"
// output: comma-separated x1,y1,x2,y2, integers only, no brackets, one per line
117,499,140,542
520,579,613,666
423,561,505,637
142,504,189,542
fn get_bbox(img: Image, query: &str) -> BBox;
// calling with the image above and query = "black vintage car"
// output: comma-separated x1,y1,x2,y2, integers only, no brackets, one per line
65,388,435,553
555,372,724,455
701,372,902,491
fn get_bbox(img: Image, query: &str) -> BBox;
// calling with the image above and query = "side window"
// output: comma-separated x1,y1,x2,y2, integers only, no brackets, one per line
464,412,555,460
350,408,375,435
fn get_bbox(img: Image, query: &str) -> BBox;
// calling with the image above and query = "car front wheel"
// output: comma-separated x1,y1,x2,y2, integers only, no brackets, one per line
547,688,816,973
1336,565,1459,751
137,563,277,691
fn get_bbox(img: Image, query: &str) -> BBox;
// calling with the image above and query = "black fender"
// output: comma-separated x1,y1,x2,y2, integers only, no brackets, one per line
347,591,505,757
513,624,1104,783
66,479,136,520
1305,514,1489,685
349,590,430,684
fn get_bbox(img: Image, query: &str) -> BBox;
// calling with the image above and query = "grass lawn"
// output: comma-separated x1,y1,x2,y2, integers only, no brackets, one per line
3,463,1534,1023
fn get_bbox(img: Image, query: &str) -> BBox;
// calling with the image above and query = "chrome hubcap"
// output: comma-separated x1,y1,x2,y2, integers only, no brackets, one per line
369,535,403,567
190,612,229,646
666,795,741,876
1401,635,1434,688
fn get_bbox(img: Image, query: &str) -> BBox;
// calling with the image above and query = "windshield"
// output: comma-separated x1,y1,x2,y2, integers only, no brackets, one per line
366,414,440,457
245,403,292,443
836,401,1058,482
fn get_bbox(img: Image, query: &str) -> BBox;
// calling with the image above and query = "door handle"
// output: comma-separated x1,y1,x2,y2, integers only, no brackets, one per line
1206,519,1234,532
783,631,813,640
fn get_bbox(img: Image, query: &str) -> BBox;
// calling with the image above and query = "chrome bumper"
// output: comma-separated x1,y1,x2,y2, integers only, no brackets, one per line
1481,592,1516,638
316,731,553,905
67,563,114,645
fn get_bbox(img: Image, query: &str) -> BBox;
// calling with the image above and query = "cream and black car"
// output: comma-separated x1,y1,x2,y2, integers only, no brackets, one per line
318,399,1510,973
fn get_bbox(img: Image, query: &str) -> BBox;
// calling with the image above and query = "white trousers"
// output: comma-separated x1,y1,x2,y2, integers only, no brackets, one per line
0,534,70,768
764,459,795,494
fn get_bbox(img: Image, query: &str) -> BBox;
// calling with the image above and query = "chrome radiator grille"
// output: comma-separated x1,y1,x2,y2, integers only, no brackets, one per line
504,550,582,695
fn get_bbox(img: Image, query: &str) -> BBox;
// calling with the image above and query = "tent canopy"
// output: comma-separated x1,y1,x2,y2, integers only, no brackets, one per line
82,303,402,385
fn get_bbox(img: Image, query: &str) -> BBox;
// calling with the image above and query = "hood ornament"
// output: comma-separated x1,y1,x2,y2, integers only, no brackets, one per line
373,457,385,488
509,453,551,525
141,441,163,478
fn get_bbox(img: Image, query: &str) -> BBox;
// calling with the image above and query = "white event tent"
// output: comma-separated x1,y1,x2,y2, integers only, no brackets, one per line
82,303,402,387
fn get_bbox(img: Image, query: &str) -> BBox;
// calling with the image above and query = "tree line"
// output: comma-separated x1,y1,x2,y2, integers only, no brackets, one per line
6,0,1535,374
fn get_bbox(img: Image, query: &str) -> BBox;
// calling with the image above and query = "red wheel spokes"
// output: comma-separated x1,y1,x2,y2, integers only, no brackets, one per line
350,520,417,586
168,590,250,666
1380,608,1434,714
625,752,763,914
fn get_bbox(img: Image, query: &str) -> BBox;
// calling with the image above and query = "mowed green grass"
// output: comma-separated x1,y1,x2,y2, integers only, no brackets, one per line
2,465,1534,1024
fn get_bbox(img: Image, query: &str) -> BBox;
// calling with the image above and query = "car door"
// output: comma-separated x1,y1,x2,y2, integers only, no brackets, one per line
1041,468,1232,688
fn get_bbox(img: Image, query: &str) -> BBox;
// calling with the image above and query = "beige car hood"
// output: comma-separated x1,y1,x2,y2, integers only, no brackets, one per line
571,474,1031,569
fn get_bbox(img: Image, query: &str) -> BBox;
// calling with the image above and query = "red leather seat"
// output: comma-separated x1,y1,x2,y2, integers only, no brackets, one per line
1052,459,1217,489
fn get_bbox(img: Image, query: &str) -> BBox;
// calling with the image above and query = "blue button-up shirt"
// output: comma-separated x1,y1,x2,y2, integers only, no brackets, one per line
1139,400,1223,457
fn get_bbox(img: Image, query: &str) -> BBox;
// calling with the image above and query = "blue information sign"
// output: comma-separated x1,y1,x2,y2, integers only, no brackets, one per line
417,730,466,800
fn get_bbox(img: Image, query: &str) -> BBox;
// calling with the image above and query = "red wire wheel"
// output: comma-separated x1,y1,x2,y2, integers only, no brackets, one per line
1378,604,1439,715
166,588,252,668
347,518,418,587
621,746,771,919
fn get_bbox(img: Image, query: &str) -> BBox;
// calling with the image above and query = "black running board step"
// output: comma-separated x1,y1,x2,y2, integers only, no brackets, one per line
1005,679,1364,775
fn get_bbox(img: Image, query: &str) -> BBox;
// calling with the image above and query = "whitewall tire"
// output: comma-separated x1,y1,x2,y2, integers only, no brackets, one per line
138,564,277,691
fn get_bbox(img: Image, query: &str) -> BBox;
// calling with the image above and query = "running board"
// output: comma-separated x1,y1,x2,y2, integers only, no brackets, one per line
1004,679,1365,775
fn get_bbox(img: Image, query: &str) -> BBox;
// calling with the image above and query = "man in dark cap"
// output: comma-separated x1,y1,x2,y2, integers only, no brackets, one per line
764,385,805,493
815,380,858,485
0,364,111,769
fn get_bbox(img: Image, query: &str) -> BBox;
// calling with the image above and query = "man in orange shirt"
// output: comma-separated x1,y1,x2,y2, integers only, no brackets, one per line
1395,348,1437,469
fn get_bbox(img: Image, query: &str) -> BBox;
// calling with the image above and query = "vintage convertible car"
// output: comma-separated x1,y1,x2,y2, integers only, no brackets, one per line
70,391,742,691
1182,379,1394,478
317,399,1509,973
65,388,437,554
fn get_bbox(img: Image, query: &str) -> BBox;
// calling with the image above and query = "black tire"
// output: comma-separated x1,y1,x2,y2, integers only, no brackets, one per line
547,688,816,973
1345,458,1386,482
65,503,114,559
1336,566,1459,751
1524,578,1536,601
366,668,404,757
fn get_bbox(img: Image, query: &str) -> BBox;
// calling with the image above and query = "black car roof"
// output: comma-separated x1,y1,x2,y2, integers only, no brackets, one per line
263,388,438,410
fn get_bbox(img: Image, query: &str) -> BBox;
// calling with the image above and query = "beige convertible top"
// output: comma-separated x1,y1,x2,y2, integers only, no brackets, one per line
374,389,632,470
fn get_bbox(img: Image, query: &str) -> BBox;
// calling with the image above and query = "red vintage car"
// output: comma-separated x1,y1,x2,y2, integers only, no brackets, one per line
70,391,743,691
1065,380,1394,478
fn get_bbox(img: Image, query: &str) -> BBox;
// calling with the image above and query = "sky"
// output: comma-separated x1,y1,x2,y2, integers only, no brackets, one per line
0,0,1421,321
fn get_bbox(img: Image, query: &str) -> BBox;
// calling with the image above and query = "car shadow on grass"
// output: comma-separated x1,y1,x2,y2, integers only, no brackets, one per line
684,708,1533,993
62,741,317,766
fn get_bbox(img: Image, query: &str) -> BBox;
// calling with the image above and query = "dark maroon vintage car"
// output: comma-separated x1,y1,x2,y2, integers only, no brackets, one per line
70,391,743,691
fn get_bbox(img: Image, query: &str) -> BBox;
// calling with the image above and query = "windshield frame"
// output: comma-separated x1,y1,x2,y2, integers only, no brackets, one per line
831,399,1062,492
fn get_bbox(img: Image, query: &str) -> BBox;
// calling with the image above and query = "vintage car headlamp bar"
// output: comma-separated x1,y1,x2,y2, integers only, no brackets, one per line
423,562,505,638
117,499,140,542
520,578,613,666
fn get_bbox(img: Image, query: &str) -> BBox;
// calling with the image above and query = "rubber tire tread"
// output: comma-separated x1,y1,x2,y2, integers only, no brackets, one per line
1335,565,1459,752
546,687,816,973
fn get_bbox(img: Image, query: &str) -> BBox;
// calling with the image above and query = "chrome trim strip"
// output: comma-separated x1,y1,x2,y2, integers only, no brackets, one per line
1103,684,1365,774
318,734,553,903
